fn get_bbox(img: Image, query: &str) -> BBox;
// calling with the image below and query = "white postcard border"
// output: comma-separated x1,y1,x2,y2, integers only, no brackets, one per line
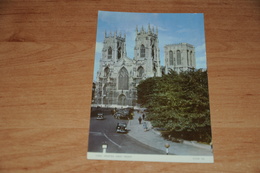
87,152,214,163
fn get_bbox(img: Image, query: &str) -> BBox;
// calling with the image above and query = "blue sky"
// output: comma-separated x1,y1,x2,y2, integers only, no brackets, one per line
93,11,207,80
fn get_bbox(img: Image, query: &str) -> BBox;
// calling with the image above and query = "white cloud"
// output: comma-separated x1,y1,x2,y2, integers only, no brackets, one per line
176,28,191,33
157,26,168,32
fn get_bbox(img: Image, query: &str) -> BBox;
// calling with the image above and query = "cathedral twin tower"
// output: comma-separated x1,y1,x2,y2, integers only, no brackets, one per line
94,24,196,107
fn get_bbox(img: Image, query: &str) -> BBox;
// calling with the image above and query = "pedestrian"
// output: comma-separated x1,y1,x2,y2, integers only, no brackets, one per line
138,116,142,124
142,113,145,120
143,122,148,131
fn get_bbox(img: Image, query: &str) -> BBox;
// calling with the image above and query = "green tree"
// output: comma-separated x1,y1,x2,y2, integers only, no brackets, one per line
137,69,212,143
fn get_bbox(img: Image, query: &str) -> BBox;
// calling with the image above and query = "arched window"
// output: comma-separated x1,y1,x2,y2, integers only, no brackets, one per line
152,45,155,60
190,51,193,66
137,66,144,77
177,50,181,65
169,50,173,65
118,67,129,90
140,44,145,58
104,67,110,77
118,94,126,105
103,84,107,96
187,50,189,66
117,47,121,60
108,47,112,59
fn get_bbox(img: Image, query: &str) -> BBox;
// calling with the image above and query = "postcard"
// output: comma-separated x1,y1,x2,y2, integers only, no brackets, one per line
87,11,213,163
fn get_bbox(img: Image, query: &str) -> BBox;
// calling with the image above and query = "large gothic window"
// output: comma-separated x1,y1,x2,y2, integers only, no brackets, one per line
118,67,129,90
169,50,174,65
108,47,112,59
137,66,144,77
177,50,181,65
104,67,110,77
140,44,145,58
117,47,121,60
152,45,155,60
103,84,107,96
187,50,190,66
190,51,193,66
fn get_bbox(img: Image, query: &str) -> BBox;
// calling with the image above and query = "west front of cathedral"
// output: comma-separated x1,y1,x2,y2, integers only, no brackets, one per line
94,25,196,107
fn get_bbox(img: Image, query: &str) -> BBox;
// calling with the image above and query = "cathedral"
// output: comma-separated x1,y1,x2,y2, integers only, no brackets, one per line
94,25,196,107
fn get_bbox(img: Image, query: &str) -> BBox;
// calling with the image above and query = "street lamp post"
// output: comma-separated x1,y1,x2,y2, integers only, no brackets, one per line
164,143,170,155
102,142,108,153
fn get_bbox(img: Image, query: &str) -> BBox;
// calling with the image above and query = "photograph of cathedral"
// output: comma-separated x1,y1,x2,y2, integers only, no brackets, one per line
93,24,196,107
88,11,213,163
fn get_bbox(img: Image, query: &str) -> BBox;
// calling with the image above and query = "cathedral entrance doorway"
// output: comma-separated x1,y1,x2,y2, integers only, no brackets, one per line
118,94,126,105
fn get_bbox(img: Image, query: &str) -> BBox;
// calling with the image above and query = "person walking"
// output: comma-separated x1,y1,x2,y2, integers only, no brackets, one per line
142,113,145,120
138,116,142,124
143,122,148,131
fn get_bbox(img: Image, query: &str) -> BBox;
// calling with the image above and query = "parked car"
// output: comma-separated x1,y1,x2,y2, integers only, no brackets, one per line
114,112,127,119
114,109,129,119
116,122,128,133
96,113,105,120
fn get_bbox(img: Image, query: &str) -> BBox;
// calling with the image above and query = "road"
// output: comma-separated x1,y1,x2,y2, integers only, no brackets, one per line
88,108,164,154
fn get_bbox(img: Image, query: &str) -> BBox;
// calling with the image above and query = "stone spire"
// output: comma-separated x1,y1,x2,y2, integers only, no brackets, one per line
124,41,127,57
141,25,144,32
148,23,151,33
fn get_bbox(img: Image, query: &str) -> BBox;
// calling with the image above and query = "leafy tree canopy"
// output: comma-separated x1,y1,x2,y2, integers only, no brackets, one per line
137,69,212,143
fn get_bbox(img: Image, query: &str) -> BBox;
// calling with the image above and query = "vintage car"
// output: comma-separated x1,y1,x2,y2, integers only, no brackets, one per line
116,122,128,133
96,113,105,120
114,109,129,119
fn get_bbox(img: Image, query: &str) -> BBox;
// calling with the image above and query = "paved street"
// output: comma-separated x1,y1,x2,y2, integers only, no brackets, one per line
88,107,213,156
88,108,164,154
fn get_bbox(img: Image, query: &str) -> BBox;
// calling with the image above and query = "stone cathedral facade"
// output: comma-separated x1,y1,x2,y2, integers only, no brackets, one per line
94,25,196,107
